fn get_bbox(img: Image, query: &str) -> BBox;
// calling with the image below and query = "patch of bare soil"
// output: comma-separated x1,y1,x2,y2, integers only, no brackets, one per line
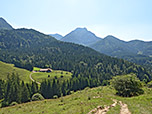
119,101,131,114
88,99,132,114
88,99,117,114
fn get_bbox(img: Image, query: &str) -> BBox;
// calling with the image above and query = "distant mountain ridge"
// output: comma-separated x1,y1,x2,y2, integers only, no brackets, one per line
90,35,133,56
89,35,152,69
59,27,152,57
59,28,152,69
90,35,152,57
61,27,101,46
0,17,13,30
50,33,63,40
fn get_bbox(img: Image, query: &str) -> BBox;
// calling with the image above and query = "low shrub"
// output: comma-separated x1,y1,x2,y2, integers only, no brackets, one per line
9,102,18,106
31,93,44,101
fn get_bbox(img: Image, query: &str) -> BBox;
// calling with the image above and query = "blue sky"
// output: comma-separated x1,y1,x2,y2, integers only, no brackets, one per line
1,0,152,41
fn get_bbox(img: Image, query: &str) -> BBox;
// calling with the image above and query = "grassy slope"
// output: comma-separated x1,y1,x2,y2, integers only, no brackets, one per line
1,86,152,114
0,62,72,84
32,70,72,83
33,67,41,71
0,61,31,83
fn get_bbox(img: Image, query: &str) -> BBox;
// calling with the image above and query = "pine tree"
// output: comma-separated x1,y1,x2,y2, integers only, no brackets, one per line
0,79,5,99
40,80,48,98
31,82,38,96
2,73,21,106
21,81,30,103
47,80,53,99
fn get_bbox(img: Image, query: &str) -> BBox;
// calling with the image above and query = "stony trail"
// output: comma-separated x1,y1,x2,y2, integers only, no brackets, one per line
88,99,131,114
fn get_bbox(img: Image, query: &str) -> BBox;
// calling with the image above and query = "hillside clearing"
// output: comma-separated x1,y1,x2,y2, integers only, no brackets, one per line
0,61,31,83
0,62,72,84
31,70,72,83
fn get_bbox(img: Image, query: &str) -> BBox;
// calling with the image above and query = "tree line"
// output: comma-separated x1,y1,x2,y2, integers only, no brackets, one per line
0,73,101,107
0,73,38,107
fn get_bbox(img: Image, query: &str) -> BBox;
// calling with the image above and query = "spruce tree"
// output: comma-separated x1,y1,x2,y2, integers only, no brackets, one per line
0,79,5,99
31,82,38,96
21,81,30,103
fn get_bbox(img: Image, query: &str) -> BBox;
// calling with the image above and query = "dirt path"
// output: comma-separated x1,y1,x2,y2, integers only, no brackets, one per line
88,99,117,114
119,101,131,114
88,99,131,114
29,72,41,84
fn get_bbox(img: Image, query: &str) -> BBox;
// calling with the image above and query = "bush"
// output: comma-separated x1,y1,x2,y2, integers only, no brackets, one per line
9,102,18,106
111,74,144,97
53,95,58,99
31,93,44,101
84,87,90,91
70,91,74,94
1,101,9,107
147,81,152,88
60,98,64,102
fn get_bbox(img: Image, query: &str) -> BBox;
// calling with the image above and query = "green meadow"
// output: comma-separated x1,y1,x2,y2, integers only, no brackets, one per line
0,61,31,83
31,70,72,83
0,62,72,83
1,86,152,114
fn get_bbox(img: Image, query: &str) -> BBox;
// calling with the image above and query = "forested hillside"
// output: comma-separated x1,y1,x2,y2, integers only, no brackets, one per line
89,36,152,69
0,28,151,83
0,28,152,108
90,36,152,70
58,28,152,70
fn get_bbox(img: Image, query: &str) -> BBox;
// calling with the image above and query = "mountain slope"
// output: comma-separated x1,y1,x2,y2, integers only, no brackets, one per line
61,27,101,46
0,28,151,82
90,35,152,57
128,40,152,56
90,35,135,57
0,17,13,30
0,28,56,49
90,35,152,70
50,33,63,40
60,28,152,68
